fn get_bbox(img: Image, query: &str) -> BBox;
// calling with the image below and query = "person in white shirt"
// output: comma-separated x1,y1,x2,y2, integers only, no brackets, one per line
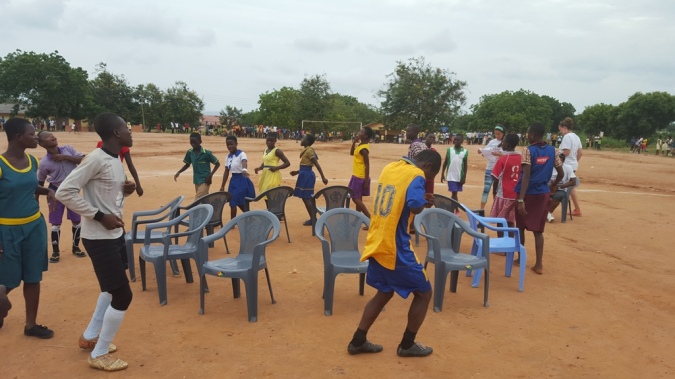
558,117,583,216
56,113,136,371
477,125,505,210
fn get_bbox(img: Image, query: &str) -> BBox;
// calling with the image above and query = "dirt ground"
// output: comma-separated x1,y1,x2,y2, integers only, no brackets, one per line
1,131,673,379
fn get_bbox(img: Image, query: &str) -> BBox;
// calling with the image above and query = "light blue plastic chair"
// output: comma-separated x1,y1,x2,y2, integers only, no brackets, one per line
314,208,370,316
138,204,213,305
463,207,526,292
124,195,185,282
415,208,490,311
198,210,281,322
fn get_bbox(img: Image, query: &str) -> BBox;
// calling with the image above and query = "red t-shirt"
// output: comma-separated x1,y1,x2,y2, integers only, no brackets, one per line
491,153,521,199
96,141,130,162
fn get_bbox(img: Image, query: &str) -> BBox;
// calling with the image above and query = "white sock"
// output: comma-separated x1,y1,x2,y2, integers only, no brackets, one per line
91,306,126,358
83,292,112,340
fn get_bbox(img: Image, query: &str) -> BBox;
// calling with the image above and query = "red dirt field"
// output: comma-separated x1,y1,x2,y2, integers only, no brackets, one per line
1,132,673,378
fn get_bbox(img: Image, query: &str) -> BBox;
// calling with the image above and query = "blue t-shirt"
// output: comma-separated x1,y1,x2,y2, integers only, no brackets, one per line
514,142,557,195
395,176,427,267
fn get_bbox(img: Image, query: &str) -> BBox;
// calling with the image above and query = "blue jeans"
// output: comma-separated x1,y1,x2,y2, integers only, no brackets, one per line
481,169,494,204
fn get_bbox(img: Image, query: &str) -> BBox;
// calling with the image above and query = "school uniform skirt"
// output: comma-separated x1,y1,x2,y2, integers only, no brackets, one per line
293,165,316,199
228,173,256,207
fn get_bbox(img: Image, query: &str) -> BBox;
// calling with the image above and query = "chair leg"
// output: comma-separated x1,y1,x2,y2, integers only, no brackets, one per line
561,192,569,223
179,259,193,283
199,274,206,315
232,278,241,298
139,256,147,291
324,273,335,316
359,273,365,296
518,247,526,292
434,268,448,312
505,252,514,277
206,226,215,248
223,234,230,254
264,267,276,304
154,261,168,306
483,264,490,307
125,239,136,282
449,271,459,293
283,216,291,243
169,260,180,276
245,274,259,322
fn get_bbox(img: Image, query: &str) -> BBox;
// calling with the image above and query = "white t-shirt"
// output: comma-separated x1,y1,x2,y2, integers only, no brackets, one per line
226,150,248,174
559,132,582,171
549,163,576,186
480,138,503,171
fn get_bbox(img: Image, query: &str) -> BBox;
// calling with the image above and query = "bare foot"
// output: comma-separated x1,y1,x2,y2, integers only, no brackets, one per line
514,258,520,266
531,266,543,275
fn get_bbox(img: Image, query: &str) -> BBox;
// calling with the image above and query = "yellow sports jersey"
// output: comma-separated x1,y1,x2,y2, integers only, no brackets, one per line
361,158,426,269
352,143,369,178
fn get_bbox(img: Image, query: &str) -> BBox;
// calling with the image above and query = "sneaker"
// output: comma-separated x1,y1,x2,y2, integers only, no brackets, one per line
72,246,86,258
397,341,433,357
546,212,554,223
49,253,60,263
24,324,54,339
302,220,312,226
79,334,118,353
348,340,383,355
88,354,128,371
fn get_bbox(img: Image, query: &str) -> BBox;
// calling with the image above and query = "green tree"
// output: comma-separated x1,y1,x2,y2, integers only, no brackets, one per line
541,95,576,132
258,87,301,128
378,56,467,131
613,92,675,140
219,105,243,128
133,83,165,131
163,81,205,128
471,89,552,133
241,109,262,126
577,103,616,137
85,63,136,123
298,74,331,125
0,50,89,120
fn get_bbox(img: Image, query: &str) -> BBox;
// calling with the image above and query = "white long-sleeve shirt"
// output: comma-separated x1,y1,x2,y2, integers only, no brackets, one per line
55,148,126,240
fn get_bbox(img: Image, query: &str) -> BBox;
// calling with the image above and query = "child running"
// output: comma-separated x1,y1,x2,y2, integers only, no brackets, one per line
37,131,86,262
56,112,137,371
220,136,256,219
174,132,220,200
254,132,291,194
0,118,54,339
349,127,373,226
441,134,468,203
489,133,521,227
514,123,563,275
290,134,329,226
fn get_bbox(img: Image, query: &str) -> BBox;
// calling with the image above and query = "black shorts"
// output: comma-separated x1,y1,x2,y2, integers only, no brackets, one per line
82,236,129,292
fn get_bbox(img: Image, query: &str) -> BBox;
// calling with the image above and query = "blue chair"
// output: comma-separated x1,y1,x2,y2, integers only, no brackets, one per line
463,207,526,292
124,196,185,282
314,208,370,316
198,210,281,322
139,204,214,305
415,208,490,311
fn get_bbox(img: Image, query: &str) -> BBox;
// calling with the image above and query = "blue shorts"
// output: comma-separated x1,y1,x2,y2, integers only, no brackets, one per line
0,216,48,289
366,258,431,299
448,181,463,192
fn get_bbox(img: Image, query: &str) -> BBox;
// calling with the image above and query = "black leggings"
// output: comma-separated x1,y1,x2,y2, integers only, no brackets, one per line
109,283,133,311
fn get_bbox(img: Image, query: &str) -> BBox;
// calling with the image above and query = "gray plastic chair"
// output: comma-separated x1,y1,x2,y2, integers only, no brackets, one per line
175,191,232,252
560,185,574,223
139,204,213,305
415,208,490,311
311,185,353,236
245,186,293,243
124,195,184,281
413,194,484,247
314,208,370,316
198,210,281,322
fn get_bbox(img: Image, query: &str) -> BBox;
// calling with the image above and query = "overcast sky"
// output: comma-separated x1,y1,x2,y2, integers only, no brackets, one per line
2,0,674,115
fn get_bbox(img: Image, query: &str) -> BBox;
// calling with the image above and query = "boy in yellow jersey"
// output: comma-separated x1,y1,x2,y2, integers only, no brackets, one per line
347,149,441,358
349,127,373,224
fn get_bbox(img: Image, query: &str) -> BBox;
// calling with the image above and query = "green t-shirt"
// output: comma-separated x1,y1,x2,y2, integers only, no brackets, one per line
183,147,219,185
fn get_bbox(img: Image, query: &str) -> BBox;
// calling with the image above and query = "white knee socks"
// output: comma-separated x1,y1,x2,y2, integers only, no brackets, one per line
91,306,126,358
83,292,112,340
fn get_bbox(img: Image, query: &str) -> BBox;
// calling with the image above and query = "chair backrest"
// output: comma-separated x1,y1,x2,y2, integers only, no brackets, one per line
314,185,353,211
415,208,459,251
182,204,215,247
433,194,461,213
188,192,232,226
230,210,281,257
315,208,369,254
262,186,293,215
166,195,185,216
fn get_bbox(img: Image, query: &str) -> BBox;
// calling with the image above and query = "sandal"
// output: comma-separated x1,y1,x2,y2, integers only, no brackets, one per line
72,246,86,258
49,254,60,263
302,220,312,226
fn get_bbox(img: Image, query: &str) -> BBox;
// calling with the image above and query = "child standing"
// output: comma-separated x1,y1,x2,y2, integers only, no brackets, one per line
174,132,220,200
96,139,143,196
220,136,256,219
291,134,329,226
254,132,291,194
515,123,563,275
489,133,521,227
478,125,504,210
37,131,86,262
349,127,373,223
441,134,468,203
56,113,137,370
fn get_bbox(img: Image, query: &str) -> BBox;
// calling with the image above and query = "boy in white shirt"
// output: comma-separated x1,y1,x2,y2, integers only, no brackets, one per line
56,113,136,371
547,154,577,222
